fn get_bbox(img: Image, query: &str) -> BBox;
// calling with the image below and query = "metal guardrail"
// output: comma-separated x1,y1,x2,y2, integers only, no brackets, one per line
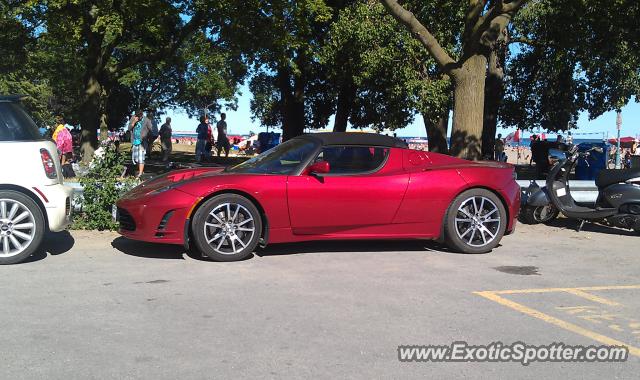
517,180,598,203
66,182,84,211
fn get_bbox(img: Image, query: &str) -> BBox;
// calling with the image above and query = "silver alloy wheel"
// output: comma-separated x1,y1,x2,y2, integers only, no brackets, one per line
0,198,37,258
454,196,501,248
203,202,256,255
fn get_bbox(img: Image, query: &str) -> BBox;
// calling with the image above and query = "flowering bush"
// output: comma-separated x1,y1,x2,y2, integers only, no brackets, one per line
72,141,137,230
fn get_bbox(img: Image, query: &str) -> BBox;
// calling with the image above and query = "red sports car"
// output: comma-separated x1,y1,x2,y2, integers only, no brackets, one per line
116,133,520,261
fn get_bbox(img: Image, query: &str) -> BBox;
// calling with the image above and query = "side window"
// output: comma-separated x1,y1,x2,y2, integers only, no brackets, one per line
316,146,389,174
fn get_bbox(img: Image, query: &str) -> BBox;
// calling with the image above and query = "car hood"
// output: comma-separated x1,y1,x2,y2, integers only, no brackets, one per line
123,166,227,198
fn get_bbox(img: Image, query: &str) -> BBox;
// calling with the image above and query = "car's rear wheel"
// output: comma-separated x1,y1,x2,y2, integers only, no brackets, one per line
191,194,262,262
443,188,507,254
0,190,45,264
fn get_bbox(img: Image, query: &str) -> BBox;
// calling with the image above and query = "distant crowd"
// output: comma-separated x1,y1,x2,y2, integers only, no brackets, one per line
492,132,640,178
127,110,256,177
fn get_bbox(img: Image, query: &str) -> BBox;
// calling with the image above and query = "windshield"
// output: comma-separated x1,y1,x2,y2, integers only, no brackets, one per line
0,102,44,141
227,138,319,175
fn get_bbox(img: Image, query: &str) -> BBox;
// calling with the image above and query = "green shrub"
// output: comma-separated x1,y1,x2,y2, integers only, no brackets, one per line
72,142,137,230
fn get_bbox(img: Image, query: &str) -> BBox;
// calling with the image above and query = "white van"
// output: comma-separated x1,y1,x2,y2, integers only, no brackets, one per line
0,95,73,264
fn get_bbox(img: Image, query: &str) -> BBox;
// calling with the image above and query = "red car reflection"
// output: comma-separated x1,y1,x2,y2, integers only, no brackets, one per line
116,133,520,261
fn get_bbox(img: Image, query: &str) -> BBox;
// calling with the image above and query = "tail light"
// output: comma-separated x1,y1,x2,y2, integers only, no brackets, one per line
40,148,57,179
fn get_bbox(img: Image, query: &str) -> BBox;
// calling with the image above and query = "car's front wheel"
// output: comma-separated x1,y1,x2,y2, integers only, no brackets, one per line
443,188,507,254
0,190,45,264
191,194,262,262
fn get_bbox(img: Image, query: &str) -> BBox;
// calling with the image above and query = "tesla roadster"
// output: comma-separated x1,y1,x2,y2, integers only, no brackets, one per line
116,132,520,261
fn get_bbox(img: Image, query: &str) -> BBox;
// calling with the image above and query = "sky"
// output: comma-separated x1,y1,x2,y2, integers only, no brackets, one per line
166,83,640,140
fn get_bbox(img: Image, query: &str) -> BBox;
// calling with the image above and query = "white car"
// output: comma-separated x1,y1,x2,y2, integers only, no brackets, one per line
0,95,73,264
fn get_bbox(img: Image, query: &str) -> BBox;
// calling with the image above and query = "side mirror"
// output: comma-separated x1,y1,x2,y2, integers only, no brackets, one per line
306,160,330,175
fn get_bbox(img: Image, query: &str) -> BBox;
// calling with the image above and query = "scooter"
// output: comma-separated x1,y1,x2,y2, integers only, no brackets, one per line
522,145,640,233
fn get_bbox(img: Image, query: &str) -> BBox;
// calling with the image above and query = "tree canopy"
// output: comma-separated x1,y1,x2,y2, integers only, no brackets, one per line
503,0,640,132
1,0,637,160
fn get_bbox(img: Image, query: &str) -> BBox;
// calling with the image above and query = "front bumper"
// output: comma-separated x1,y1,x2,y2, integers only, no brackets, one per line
115,189,197,245
40,183,74,232
501,180,521,234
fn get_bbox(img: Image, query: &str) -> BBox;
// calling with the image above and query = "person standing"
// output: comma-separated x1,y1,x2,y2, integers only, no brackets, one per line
128,110,148,178
144,110,158,159
56,125,73,165
159,117,173,162
52,116,66,142
195,115,209,162
494,133,505,161
216,112,230,157
205,118,214,160
531,135,551,179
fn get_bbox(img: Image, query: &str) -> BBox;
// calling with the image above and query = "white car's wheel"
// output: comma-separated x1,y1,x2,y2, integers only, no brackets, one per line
0,190,45,264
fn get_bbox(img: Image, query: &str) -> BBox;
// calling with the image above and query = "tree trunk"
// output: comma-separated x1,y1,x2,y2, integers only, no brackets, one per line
424,111,449,154
450,54,487,160
79,72,101,163
79,25,107,163
481,41,506,159
288,74,305,139
278,66,306,141
333,77,356,132
277,67,291,140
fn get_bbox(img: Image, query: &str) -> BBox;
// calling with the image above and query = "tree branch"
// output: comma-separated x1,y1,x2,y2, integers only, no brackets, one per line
472,0,528,40
380,0,456,72
502,0,527,13
463,0,488,42
508,36,539,47
110,12,207,75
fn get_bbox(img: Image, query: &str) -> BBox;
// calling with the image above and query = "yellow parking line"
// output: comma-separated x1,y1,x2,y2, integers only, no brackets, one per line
486,285,640,295
475,291,640,357
562,289,621,306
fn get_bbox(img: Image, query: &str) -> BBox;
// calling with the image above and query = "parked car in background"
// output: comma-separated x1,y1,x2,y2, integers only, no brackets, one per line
117,132,520,261
0,95,73,264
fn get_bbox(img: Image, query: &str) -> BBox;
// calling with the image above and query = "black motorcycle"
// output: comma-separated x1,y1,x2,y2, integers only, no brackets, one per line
522,145,640,233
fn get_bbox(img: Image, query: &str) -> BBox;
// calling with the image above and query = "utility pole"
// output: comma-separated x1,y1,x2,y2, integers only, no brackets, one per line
615,109,622,169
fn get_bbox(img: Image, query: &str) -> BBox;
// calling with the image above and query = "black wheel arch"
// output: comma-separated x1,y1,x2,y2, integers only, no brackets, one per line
183,189,269,250
437,186,511,242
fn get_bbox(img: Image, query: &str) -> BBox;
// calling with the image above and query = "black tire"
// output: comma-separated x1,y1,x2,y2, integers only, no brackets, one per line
520,204,559,225
191,194,262,262
0,190,45,265
443,188,507,254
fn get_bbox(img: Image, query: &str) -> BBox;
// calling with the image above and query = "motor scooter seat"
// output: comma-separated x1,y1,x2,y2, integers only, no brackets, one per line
595,168,640,188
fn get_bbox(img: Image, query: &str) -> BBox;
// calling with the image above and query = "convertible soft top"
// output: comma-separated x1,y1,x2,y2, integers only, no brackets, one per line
301,132,408,148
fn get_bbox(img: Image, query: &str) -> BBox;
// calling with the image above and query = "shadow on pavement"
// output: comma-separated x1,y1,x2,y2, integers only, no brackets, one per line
111,236,218,261
256,239,463,258
111,236,478,261
544,217,640,237
24,230,75,263
111,237,186,260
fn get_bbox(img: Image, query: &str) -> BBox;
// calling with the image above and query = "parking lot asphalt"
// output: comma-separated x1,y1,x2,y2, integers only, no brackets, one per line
1,220,639,379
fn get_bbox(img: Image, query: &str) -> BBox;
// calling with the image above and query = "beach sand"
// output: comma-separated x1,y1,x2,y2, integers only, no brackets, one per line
504,145,531,165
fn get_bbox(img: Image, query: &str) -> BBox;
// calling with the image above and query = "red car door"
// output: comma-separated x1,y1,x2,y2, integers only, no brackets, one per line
286,146,409,235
